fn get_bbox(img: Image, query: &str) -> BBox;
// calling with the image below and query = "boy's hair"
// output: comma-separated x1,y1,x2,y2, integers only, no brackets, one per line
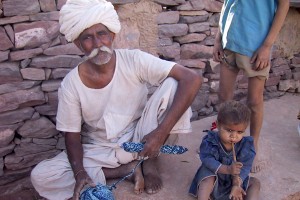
217,101,250,125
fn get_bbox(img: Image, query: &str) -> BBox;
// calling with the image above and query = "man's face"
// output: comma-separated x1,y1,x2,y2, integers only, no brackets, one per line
75,24,115,65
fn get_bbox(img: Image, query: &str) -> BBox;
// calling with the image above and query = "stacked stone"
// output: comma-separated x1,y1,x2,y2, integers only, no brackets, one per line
155,0,223,119
0,0,83,195
155,0,300,119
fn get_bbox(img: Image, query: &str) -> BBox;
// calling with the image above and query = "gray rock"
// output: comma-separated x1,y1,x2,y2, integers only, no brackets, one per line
31,55,83,68
0,27,13,51
5,149,61,170
17,117,58,138
14,142,56,156
3,0,40,17
0,129,14,148
0,86,45,113
14,21,59,49
0,81,40,95
0,143,15,157
20,68,45,80
0,62,22,85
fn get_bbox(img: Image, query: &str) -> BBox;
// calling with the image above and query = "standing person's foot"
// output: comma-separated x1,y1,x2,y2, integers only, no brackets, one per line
251,155,266,173
142,158,162,194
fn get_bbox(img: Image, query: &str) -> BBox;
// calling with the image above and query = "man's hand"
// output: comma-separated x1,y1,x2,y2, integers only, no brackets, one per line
229,185,246,200
250,44,271,71
139,129,167,159
72,170,96,200
228,162,243,175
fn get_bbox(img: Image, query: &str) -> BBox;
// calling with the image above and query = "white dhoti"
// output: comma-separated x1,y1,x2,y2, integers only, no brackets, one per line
31,78,192,200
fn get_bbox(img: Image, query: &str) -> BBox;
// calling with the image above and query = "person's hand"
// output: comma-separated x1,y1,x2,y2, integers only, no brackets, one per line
139,129,167,159
229,185,246,200
250,44,271,71
72,170,96,200
213,37,224,62
228,162,243,175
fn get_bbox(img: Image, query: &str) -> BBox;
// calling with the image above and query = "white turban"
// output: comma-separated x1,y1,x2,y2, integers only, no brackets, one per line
59,0,121,42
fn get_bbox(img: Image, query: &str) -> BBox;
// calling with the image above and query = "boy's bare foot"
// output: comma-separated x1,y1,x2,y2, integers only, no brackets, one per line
127,161,144,194
251,155,266,173
251,139,270,173
142,158,162,194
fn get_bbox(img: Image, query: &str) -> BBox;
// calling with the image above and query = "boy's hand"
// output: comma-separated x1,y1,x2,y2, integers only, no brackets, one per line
229,185,246,200
250,44,271,71
72,170,96,200
213,38,224,62
228,162,243,175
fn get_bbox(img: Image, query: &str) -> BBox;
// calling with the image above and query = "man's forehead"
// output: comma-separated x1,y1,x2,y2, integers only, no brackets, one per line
81,23,110,34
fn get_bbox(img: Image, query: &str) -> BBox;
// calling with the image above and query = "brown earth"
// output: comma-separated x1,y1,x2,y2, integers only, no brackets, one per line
1,93,299,200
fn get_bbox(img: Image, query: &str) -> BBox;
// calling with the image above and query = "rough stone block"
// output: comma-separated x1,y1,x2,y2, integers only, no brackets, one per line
0,86,45,113
17,117,58,138
0,16,29,26
0,129,14,148
0,62,22,85
43,43,83,56
14,21,59,49
189,22,210,33
0,108,34,125
20,68,45,80
181,44,213,59
158,42,180,60
0,27,13,51
39,0,56,12
5,149,61,170
30,55,83,68
158,24,188,37
14,142,55,156
10,48,43,61
174,33,206,44
3,0,40,17
0,143,15,157
157,11,180,24
0,50,9,62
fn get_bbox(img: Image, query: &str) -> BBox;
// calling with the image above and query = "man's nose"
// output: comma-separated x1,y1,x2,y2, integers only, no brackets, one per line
93,36,104,48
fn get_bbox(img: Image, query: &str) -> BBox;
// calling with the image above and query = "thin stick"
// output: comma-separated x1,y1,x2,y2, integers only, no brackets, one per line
232,143,237,162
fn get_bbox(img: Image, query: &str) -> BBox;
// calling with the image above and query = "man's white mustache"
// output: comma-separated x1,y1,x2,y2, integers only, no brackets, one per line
87,46,112,59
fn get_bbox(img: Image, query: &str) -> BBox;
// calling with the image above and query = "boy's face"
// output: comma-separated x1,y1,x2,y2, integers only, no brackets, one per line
218,122,248,145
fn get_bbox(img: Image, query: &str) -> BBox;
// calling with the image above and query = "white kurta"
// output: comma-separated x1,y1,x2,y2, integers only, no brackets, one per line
31,49,192,200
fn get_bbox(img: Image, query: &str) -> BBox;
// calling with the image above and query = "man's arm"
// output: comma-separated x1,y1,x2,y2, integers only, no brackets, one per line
140,64,202,158
251,0,289,70
65,132,95,200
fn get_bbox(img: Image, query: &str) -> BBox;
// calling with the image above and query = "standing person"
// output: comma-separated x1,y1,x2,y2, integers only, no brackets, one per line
213,0,289,172
30,0,202,199
189,101,260,200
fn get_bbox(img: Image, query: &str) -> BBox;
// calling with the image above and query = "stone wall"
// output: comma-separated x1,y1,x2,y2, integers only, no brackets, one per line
0,0,299,196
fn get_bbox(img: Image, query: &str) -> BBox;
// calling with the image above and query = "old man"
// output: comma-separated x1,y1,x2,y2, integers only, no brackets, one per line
31,0,202,199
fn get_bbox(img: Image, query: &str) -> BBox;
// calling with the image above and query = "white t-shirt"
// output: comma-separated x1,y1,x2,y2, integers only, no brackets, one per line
56,49,175,144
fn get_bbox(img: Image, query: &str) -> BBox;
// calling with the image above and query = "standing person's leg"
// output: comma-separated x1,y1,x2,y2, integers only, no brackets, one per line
247,76,266,172
236,53,270,173
218,50,239,104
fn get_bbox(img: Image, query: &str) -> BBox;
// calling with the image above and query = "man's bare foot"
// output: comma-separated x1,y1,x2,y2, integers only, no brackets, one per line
127,161,144,194
142,158,162,194
251,143,269,173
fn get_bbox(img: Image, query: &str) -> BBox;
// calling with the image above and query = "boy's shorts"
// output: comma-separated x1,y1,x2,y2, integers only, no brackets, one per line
222,49,270,79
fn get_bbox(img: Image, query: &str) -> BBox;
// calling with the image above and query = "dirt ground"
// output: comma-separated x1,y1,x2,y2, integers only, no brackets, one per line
1,93,299,200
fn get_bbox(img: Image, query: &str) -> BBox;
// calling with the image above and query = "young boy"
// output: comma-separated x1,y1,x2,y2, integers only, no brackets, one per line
189,101,260,200
213,0,289,173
